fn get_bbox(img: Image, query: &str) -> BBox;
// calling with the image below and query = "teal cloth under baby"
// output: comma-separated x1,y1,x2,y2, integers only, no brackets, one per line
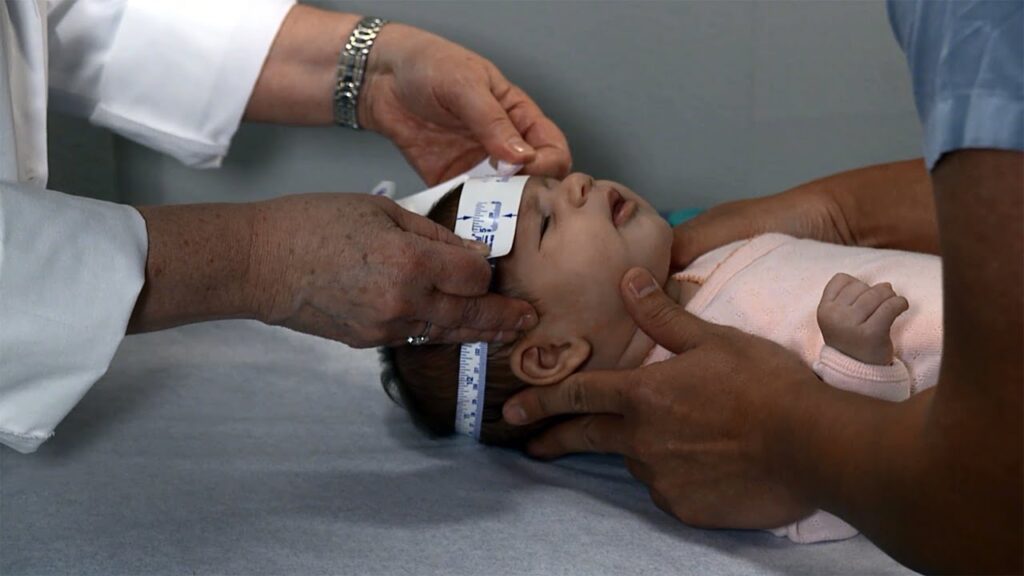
661,208,703,227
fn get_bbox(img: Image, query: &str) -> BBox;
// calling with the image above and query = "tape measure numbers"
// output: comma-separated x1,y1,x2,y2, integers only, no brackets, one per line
455,342,488,438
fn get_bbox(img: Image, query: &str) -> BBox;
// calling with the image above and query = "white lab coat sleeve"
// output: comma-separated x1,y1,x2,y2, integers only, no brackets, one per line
46,0,295,169
0,182,147,453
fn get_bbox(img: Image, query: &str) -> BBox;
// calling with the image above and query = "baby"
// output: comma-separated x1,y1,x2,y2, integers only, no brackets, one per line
380,173,942,543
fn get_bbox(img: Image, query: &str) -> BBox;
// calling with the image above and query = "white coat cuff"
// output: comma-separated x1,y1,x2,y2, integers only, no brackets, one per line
90,0,295,168
0,183,147,452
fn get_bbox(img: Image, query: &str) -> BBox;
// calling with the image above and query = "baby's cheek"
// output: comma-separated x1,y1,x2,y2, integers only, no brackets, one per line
583,312,637,369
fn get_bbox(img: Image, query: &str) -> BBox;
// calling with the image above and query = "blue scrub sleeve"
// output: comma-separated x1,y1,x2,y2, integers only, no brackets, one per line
888,0,1024,170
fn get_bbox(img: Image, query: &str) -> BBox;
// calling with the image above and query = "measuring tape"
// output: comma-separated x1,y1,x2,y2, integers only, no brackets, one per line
454,175,528,258
450,171,528,440
455,342,488,438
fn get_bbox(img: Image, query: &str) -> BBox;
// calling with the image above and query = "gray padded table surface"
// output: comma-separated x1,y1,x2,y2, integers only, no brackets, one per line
1,321,917,575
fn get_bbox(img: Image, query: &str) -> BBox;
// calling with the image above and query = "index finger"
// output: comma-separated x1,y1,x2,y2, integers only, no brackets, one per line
821,273,858,303
422,241,494,297
389,200,491,255
425,291,536,336
503,369,631,426
393,205,502,297
505,86,572,178
525,415,629,460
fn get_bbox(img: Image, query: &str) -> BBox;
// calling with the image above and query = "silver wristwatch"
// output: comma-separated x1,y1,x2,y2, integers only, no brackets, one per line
334,16,389,129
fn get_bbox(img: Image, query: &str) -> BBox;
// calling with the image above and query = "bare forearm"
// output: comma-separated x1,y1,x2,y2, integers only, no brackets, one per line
785,151,1023,574
788,158,939,253
793,375,1020,573
244,5,359,125
789,387,950,572
128,204,259,333
672,158,939,267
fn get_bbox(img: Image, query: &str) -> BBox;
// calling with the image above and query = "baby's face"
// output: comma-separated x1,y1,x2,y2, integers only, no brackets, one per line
501,174,672,382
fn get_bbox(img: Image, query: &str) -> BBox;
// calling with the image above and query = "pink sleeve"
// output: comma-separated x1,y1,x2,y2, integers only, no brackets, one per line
812,345,912,402
770,510,860,544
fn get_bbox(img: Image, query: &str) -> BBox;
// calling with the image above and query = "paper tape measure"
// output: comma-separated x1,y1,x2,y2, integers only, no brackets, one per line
449,169,526,440
455,342,488,438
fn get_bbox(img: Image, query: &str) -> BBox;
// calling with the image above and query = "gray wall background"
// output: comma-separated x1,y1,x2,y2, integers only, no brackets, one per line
49,0,923,211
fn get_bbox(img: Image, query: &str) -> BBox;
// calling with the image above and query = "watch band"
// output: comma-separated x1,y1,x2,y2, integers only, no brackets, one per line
334,16,389,129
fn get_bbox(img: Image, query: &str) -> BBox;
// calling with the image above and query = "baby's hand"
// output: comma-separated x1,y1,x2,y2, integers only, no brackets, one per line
817,273,909,365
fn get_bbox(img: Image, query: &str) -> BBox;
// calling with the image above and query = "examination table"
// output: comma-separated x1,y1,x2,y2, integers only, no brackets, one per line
1,320,919,575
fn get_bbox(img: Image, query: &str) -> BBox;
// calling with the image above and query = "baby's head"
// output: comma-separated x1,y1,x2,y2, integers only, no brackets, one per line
382,173,672,446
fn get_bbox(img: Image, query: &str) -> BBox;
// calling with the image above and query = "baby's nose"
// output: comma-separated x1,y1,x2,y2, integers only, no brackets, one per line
565,172,595,207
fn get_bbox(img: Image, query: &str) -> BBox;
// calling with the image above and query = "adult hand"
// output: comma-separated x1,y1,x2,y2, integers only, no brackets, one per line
672,159,936,268
672,189,847,269
248,193,536,348
360,23,572,184
503,268,824,529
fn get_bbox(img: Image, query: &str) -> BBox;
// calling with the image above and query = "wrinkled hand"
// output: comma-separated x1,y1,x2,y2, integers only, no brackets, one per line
248,194,537,348
503,268,823,529
673,189,848,268
817,273,909,365
360,23,571,184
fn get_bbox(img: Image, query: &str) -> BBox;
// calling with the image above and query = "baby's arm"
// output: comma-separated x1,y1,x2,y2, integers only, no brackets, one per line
814,273,913,402
773,273,914,545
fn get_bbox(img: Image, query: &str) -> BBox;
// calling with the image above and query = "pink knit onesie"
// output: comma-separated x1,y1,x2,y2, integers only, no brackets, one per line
644,233,943,544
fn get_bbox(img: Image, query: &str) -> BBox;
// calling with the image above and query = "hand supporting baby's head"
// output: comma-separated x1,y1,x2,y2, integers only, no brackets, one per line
382,187,544,446
381,174,673,446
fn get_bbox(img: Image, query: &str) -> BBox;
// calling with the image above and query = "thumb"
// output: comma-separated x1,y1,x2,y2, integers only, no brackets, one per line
621,267,713,355
448,71,536,165
390,201,490,256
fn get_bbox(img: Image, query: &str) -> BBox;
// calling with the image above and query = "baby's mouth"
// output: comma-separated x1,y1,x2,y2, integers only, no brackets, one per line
609,188,637,228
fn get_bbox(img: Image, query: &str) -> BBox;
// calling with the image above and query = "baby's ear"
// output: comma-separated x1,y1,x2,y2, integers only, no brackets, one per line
509,332,591,386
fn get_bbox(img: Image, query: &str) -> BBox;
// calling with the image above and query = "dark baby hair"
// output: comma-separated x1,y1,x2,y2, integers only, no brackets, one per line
379,185,550,447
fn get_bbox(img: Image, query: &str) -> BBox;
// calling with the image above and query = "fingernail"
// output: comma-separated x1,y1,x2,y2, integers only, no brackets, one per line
515,313,536,330
504,402,527,425
628,270,657,299
493,331,504,342
465,240,490,255
495,160,521,175
507,138,534,156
